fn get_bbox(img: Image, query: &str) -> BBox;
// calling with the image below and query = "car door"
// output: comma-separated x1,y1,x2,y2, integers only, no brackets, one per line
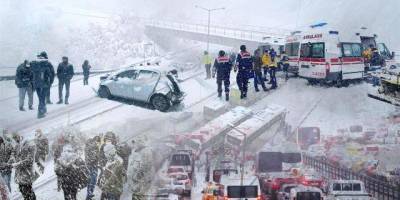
132,70,160,102
109,70,137,98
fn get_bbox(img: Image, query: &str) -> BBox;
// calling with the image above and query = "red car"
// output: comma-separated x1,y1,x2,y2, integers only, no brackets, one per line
298,174,324,188
261,172,298,196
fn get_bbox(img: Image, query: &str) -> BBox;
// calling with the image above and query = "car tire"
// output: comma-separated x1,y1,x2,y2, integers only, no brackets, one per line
98,86,111,99
151,94,170,112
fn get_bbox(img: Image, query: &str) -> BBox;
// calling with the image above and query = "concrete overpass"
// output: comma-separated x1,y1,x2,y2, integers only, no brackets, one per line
144,20,290,51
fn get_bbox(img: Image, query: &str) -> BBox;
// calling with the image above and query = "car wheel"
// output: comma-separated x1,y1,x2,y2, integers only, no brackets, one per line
151,94,170,112
98,86,111,99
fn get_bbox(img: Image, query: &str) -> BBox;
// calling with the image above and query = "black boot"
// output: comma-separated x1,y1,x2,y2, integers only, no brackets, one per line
29,105,34,110
57,100,63,104
263,87,268,92
255,88,260,92
218,92,222,98
243,92,247,98
240,93,244,99
65,99,69,105
19,107,26,111
225,93,229,101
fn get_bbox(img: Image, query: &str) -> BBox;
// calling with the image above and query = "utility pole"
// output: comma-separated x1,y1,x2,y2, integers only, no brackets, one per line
195,5,225,53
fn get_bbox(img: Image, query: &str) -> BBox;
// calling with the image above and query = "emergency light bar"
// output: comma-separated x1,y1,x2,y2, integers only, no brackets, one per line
310,22,328,28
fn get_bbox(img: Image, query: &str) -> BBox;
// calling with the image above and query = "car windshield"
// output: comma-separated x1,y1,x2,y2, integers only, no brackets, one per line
170,154,191,166
227,186,258,198
167,168,184,173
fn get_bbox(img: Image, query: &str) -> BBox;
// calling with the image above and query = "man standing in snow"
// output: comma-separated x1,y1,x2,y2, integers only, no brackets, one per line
30,51,54,118
82,60,91,85
15,60,34,111
212,50,233,101
12,134,37,200
57,56,74,105
57,56,74,104
235,45,253,99
202,51,213,79
98,144,125,200
253,49,268,92
34,129,49,173
84,135,101,200
0,136,13,192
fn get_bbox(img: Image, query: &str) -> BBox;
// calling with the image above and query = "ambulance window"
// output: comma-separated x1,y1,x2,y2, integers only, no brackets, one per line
300,43,311,57
311,43,325,58
342,43,362,57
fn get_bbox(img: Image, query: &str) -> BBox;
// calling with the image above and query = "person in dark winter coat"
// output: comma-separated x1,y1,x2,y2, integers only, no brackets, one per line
30,51,54,118
55,143,88,200
116,141,132,172
85,136,101,200
13,135,37,200
235,45,253,99
212,50,233,101
0,136,13,192
253,49,268,92
98,144,125,200
57,57,74,104
82,60,91,85
34,129,48,173
15,60,34,111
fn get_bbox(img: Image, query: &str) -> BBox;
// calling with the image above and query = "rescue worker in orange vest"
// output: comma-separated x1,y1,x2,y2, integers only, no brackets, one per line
261,49,272,81
234,45,253,99
212,50,232,101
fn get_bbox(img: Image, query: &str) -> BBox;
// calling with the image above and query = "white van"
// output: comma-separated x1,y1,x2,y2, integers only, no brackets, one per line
284,33,302,75
289,185,324,200
297,25,397,85
222,173,263,200
326,180,375,200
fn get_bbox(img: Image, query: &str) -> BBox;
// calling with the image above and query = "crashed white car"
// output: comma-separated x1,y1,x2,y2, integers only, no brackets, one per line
98,66,184,111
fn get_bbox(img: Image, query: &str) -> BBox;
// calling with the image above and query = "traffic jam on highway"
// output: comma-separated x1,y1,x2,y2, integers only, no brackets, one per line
3,4,400,200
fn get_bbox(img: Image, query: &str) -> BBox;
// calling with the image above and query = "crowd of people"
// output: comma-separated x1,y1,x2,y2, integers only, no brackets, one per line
204,44,290,101
15,51,92,118
0,128,142,200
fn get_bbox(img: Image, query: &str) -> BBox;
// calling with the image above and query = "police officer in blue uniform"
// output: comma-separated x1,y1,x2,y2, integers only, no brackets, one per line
212,50,232,101
235,45,253,99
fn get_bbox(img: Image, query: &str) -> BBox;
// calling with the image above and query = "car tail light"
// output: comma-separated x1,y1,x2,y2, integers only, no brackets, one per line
224,196,228,200
272,181,280,190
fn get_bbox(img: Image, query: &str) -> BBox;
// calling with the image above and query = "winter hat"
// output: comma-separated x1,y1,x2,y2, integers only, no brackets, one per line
37,51,48,59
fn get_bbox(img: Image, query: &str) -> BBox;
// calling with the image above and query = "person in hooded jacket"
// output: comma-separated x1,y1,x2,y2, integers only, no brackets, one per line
85,135,101,200
98,144,125,200
15,60,34,111
57,57,74,105
55,143,88,200
0,136,13,192
34,129,48,173
82,60,91,85
30,52,54,118
12,134,37,200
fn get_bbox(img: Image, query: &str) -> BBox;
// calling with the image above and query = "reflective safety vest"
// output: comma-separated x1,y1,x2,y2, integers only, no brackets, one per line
203,54,213,65
262,54,271,67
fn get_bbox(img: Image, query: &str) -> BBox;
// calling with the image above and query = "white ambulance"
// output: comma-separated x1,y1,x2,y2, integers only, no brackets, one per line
284,33,302,76
297,25,397,85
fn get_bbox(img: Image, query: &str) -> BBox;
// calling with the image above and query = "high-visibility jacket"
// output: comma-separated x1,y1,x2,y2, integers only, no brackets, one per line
202,54,213,65
261,54,271,68
269,58,278,68
362,48,372,61
281,53,289,64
